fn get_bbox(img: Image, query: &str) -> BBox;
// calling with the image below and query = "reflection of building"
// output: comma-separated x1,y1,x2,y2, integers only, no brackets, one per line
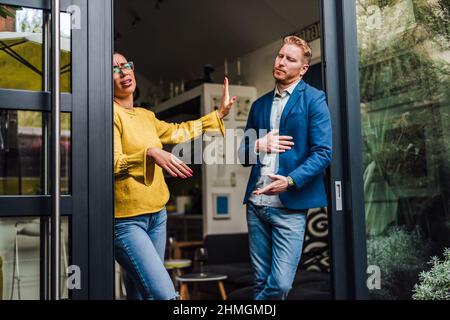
0,10,14,32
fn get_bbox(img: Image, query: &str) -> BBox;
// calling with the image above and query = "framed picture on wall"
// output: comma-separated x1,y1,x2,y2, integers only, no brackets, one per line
235,97,251,121
212,193,230,220
211,95,230,121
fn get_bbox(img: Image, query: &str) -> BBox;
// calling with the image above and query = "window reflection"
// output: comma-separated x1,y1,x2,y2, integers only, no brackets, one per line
0,6,43,91
0,110,71,195
357,0,450,300
0,6,72,92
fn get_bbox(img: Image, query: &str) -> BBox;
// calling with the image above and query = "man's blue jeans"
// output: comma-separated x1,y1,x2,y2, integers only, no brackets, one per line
114,207,177,300
247,202,307,300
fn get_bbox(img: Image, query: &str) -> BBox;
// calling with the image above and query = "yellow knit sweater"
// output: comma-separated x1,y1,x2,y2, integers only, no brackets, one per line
114,102,225,218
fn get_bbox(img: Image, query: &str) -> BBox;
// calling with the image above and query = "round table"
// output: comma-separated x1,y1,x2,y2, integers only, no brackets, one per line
164,259,192,290
164,259,192,270
175,273,228,300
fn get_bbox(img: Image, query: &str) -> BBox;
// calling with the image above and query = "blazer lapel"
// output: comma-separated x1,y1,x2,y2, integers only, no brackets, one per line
280,80,306,129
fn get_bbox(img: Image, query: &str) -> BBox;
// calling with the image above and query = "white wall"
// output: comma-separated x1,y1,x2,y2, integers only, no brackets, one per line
216,38,322,98
201,84,257,236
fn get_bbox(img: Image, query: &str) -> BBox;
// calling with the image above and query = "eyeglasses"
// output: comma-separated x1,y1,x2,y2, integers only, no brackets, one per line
113,61,134,74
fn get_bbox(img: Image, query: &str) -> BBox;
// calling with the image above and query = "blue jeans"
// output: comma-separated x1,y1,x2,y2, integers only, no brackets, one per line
114,208,177,300
246,202,307,300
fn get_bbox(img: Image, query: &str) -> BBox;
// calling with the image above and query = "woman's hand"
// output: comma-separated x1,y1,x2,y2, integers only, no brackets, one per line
217,77,236,119
147,148,193,179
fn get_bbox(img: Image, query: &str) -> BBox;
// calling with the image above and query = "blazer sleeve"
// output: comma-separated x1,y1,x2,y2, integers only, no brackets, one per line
288,92,332,189
238,102,259,167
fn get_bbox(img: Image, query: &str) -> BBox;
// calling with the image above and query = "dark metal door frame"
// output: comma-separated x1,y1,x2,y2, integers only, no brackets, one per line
320,0,369,300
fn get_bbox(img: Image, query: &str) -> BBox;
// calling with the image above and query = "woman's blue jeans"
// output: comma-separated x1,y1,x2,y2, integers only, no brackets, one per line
114,207,177,300
247,202,307,300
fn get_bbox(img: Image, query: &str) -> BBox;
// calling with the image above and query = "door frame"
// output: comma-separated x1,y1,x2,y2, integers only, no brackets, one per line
320,0,369,300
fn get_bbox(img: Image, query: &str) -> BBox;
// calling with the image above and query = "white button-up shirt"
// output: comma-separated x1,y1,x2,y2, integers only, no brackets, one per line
249,79,300,208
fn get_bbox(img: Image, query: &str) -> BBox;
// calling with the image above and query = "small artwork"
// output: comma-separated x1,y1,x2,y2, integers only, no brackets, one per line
212,193,230,220
235,97,251,121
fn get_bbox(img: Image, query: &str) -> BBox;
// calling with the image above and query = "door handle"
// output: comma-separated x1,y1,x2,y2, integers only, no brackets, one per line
335,181,343,211
50,0,61,301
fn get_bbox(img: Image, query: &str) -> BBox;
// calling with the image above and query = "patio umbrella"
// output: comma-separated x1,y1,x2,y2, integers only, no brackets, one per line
0,31,71,92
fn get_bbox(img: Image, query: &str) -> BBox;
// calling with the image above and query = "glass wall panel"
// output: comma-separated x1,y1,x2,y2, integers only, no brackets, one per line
0,5,72,92
0,5,43,91
356,0,450,300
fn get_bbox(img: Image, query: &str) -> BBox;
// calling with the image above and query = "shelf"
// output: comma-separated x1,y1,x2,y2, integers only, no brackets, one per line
152,84,205,114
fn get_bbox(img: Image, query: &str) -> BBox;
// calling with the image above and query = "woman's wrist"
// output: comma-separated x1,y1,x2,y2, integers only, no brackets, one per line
146,147,155,158
216,109,224,119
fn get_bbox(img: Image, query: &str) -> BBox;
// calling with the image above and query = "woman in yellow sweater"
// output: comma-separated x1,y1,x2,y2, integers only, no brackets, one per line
113,53,235,300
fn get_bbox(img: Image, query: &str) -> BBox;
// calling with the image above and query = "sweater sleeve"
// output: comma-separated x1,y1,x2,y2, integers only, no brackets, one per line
154,110,225,145
114,113,154,186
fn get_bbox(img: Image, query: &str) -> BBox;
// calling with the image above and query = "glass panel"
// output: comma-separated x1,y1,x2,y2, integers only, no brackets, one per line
356,0,450,300
0,110,71,195
0,110,43,194
0,5,44,91
0,6,72,92
60,12,71,93
0,216,70,300
61,112,71,194
60,216,70,299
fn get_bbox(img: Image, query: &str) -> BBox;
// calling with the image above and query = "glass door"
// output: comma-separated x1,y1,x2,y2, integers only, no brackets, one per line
355,0,450,300
0,0,114,300
321,0,369,299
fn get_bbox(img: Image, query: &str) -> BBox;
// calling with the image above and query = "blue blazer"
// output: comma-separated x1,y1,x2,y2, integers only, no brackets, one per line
239,80,332,210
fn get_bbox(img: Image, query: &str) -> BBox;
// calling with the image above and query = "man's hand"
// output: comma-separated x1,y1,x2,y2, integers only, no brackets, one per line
252,174,289,195
256,130,294,153
217,77,236,119
147,148,193,179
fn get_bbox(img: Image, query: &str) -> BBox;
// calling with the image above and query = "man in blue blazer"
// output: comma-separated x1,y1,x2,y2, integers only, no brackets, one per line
239,35,332,300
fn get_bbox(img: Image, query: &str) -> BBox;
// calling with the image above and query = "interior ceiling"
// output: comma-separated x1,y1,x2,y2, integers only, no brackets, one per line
114,0,320,83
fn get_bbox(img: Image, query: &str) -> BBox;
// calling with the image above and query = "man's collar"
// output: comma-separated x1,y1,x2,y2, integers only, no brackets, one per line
275,78,301,97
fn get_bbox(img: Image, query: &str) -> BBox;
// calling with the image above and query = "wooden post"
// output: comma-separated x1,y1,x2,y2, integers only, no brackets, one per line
179,282,190,300
217,281,227,300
